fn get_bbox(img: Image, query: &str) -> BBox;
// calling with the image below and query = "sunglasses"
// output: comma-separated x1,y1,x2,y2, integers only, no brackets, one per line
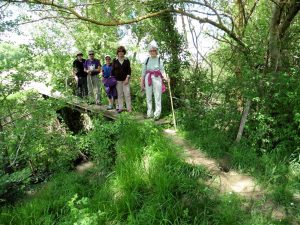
118,51,125,53
89,53,94,55
149,50,157,52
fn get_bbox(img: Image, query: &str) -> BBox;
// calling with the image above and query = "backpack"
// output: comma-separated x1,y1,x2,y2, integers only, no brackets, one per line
145,57,160,69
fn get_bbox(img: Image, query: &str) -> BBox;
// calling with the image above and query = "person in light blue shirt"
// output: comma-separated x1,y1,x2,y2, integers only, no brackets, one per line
141,45,169,120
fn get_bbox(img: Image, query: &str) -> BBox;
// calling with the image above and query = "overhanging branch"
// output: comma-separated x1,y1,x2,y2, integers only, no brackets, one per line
3,0,247,49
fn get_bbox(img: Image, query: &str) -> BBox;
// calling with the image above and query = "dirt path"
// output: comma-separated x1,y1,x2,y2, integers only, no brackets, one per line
163,129,291,222
164,129,263,197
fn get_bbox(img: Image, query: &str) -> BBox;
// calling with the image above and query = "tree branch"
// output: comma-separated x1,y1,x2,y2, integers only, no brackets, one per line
17,16,77,25
245,0,260,24
0,1,10,10
3,0,246,49
278,0,300,37
205,32,238,48
69,2,102,9
237,0,247,26
9,131,26,167
24,0,171,26
173,9,246,48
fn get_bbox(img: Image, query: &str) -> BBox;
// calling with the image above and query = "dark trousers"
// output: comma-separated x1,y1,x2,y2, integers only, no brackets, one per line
77,76,88,98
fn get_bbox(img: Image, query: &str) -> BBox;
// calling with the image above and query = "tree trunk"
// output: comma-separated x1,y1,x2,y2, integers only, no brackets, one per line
236,100,251,142
269,2,282,72
268,0,300,72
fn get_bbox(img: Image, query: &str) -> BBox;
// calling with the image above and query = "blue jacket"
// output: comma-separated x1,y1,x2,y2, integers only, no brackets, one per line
102,64,112,78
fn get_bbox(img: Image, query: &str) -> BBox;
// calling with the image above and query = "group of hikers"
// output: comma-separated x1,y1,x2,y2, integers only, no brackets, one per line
72,45,169,120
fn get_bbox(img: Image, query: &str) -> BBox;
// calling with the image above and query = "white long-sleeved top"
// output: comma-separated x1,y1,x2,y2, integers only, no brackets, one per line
141,56,165,78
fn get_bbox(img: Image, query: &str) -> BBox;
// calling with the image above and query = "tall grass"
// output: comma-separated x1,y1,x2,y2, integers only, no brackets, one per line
0,116,284,224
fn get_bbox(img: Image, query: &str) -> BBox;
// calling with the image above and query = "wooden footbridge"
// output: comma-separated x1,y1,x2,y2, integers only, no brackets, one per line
25,82,171,125
66,100,170,125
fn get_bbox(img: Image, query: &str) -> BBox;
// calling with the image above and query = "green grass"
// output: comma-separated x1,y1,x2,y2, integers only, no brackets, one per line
178,108,300,224
0,116,286,224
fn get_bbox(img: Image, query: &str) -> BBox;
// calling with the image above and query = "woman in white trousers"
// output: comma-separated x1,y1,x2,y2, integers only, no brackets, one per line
141,46,169,120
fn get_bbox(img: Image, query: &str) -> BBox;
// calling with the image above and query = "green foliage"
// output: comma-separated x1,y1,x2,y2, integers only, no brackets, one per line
0,92,80,203
0,9,20,33
0,118,282,224
77,116,120,170
244,69,300,158
0,172,104,225
0,42,30,71
179,104,300,220
63,194,98,225
171,2,300,218
1,0,300,223
31,29,75,92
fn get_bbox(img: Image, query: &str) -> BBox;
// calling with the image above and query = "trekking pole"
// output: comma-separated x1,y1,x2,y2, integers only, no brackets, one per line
167,76,177,130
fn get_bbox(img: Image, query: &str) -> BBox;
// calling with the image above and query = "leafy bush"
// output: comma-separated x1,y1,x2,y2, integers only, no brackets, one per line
0,92,80,203
77,115,121,170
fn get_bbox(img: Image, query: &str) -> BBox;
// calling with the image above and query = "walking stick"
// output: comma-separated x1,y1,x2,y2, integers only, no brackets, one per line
167,77,177,130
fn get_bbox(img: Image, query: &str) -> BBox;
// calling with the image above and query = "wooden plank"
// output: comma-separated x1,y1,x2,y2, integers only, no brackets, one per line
69,101,118,120
34,88,171,125
71,102,171,125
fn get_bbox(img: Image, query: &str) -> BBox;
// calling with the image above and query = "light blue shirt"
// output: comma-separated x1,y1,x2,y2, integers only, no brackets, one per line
142,57,165,77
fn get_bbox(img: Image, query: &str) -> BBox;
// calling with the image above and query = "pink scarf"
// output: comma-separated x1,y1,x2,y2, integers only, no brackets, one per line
145,70,166,93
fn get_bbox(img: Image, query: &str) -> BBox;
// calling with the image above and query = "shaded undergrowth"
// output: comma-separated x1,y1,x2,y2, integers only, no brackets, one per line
0,115,285,224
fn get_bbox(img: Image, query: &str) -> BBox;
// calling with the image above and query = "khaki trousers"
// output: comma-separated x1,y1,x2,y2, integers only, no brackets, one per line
87,75,100,103
116,81,131,111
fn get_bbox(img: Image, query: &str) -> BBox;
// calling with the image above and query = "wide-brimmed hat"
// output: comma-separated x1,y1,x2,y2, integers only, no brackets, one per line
105,55,111,59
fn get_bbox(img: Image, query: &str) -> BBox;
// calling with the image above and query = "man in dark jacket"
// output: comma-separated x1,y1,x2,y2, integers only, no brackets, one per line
73,52,88,98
